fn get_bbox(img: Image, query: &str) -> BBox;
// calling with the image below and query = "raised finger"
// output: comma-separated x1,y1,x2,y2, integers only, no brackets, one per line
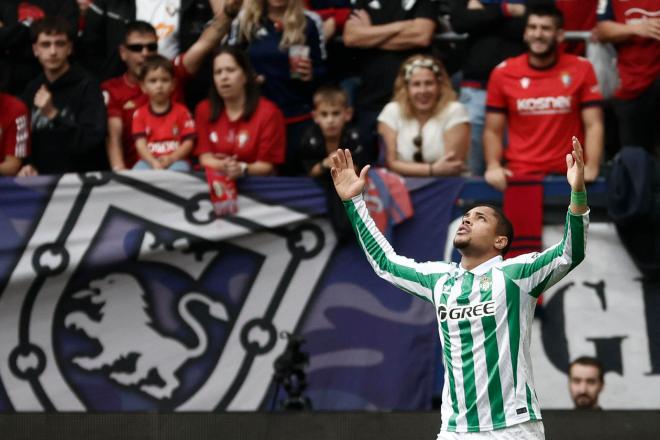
572,136,584,163
345,148,355,171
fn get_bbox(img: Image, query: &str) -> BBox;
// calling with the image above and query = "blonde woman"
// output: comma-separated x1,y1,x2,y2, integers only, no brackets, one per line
378,55,470,177
228,0,327,175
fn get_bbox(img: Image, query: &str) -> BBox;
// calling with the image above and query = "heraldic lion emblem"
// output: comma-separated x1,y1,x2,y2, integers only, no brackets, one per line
65,273,229,399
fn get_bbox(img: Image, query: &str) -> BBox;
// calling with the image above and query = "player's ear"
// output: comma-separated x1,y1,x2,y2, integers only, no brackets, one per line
494,235,508,251
556,28,565,44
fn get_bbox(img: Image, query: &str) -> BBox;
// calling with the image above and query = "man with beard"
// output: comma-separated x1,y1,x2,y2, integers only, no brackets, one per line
483,4,604,191
568,356,604,410
329,135,589,438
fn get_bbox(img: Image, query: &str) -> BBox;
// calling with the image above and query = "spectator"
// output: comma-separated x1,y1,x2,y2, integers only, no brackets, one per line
228,0,327,176
595,0,659,154
194,46,286,178
568,356,605,410
342,0,438,162
0,91,30,176
449,0,527,176
18,17,106,176
132,56,196,171
484,4,604,191
103,10,239,171
555,0,598,55
378,55,470,177
0,0,79,96
79,0,217,80
300,84,366,177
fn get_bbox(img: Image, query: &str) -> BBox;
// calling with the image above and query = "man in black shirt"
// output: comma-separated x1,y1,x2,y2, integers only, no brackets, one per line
18,16,107,175
343,0,438,163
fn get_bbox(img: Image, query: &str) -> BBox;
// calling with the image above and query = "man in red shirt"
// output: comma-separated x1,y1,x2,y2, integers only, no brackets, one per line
595,0,659,153
0,92,30,176
484,4,604,191
102,1,240,171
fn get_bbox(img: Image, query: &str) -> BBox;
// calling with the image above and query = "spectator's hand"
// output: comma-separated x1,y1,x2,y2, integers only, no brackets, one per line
149,158,165,170
584,162,599,182
484,164,512,191
467,0,484,10
322,17,337,40
505,3,525,17
34,85,58,120
224,156,243,179
224,0,242,18
349,9,372,27
431,152,468,176
17,165,38,177
296,57,313,82
633,18,660,41
158,155,174,168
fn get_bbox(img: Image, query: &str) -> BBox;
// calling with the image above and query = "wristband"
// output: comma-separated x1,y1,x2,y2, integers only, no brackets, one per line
571,190,587,206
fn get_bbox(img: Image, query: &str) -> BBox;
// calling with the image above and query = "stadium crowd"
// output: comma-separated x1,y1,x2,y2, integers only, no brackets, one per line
0,0,658,184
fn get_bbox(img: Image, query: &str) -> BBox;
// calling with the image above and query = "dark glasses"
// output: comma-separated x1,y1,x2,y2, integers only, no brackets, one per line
125,43,158,53
413,133,423,162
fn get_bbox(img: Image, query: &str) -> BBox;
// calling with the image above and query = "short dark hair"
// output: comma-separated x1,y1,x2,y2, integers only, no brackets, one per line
208,46,261,122
525,3,564,29
30,16,75,44
475,204,514,256
138,55,174,81
569,356,605,383
123,20,157,44
313,85,349,109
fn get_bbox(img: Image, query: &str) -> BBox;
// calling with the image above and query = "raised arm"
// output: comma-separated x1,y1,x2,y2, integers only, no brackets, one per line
501,137,589,296
331,149,453,303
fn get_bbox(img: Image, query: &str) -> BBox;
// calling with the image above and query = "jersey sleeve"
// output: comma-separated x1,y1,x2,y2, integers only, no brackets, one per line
486,66,508,113
501,210,589,298
344,195,454,304
1,101,30,159
579,61,603,107
443,101,471,131
377,102,401,130
194,101,212,156
256,103,286,164
132,109,147,139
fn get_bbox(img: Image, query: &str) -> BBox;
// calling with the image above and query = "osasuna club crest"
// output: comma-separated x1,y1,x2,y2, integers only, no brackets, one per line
0,172,336,411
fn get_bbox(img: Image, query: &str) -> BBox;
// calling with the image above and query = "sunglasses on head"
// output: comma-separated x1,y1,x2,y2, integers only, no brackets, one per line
413,133,423,163
125,42,158,53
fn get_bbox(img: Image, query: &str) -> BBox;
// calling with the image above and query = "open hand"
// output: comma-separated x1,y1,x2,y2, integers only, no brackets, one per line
566,136,586,192
330,149,370,201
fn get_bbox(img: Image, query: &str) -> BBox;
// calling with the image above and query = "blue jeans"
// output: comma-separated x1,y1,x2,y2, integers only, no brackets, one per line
459,87,487,176
133,159,191,171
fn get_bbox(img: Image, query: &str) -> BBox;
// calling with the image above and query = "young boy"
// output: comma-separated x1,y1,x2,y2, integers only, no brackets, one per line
132,55,196,171
300,85,366,177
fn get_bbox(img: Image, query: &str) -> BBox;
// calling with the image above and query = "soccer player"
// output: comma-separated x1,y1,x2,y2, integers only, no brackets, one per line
330,137,589,439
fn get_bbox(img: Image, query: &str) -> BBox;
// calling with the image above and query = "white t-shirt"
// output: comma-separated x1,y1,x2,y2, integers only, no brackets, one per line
377,101,469,163
136,0,181,60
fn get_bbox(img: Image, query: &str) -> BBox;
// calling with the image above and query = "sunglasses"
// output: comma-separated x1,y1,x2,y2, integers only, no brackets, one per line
413,133,423,162
125,43,158,53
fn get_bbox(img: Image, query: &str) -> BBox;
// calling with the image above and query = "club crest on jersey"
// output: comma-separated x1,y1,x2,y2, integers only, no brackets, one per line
479,275,492,292
437,301,496,322
560,72,572,87
520,77,530,89
172,125,179,136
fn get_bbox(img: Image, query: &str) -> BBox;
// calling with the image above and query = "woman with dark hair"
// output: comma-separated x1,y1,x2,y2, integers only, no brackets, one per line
194,46,286,178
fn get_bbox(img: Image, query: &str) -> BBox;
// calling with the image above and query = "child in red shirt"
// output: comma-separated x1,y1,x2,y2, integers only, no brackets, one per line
132,55,196,171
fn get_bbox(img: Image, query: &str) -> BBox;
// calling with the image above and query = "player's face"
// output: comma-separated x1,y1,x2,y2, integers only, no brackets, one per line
141,68,175,104
407,68,440,115
32,33,72,75
121,32,159,80
569,364,603,409
313,102,352,139
524,15,563,58
453,207,506,255
213,53,247,101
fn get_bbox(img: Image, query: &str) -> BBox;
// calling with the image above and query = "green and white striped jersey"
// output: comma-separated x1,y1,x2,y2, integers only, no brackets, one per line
344,195,589,433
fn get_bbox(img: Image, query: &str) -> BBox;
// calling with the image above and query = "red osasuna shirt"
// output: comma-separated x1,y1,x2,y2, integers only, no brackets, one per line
597,0,660,100
556,0,598,55
486,53,602,176
0,93,30,163
101,55,189,166
132,102,196,159
194,97,286,164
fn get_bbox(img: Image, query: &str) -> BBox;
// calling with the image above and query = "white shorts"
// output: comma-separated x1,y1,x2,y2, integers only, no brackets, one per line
436,421,545,440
